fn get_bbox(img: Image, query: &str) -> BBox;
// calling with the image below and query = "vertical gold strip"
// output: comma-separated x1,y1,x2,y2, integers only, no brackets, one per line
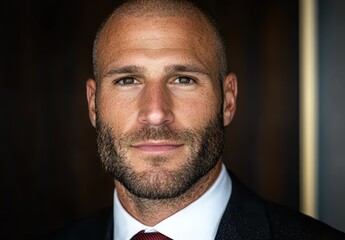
300,0,318,218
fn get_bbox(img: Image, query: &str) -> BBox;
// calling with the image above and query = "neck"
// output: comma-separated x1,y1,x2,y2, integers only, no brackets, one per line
115,161,222,226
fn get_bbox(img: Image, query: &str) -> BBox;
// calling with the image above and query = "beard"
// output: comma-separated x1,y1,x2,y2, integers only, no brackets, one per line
96,110,225,200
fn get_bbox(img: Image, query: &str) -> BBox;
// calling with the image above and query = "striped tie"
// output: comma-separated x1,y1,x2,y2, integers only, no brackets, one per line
131,230,172,240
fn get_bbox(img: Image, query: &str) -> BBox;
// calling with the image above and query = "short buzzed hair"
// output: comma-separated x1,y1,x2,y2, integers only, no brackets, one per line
92,0,227,81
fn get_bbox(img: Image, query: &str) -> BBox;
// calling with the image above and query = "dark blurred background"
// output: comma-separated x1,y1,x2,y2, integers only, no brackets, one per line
1,0,343,239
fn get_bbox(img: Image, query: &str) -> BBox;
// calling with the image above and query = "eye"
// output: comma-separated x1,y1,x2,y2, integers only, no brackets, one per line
173,76,196,84
115,77,140,85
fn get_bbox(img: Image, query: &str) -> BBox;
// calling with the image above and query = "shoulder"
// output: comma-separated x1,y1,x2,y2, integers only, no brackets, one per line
263,201,345,239
51,207,113,240
224,171,345,239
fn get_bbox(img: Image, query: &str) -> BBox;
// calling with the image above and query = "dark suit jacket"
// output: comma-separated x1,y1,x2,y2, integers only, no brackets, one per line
53,173,345,239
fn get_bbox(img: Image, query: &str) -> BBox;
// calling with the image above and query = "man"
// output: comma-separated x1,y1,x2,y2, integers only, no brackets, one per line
54,0,345,239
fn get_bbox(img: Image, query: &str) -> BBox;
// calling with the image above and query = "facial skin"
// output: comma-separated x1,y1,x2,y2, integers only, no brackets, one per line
87,14,237,224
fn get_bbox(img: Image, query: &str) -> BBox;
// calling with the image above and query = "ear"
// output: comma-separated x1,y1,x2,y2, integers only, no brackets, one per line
86,79,97,127
223,73,238,126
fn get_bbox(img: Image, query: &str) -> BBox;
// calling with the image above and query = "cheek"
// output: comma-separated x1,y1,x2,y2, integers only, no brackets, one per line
96,90,137,132
175,91,219,127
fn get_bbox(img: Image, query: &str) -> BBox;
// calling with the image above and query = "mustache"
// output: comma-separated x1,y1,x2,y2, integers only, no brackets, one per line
118,126,198,144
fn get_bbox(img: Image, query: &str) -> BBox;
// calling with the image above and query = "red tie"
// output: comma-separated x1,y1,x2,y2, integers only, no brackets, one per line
131,230,172,240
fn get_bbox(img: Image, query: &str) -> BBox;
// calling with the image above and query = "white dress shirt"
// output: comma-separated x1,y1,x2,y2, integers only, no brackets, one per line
114,164,232,240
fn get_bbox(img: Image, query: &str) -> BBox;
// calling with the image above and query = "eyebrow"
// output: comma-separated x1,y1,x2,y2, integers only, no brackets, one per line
102,64,210,79
102,65,144,78
164,64,210,76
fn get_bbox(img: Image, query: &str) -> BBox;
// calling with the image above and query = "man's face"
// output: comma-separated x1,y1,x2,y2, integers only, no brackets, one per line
87,16,236,199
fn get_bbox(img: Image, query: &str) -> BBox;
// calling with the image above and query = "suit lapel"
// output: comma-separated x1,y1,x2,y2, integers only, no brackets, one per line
215,172,271,240
104,207,114,240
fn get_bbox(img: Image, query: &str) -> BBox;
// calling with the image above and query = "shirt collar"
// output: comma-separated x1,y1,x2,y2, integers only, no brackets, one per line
114,164,232,240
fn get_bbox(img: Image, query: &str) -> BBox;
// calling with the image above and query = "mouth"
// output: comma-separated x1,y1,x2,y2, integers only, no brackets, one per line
131,141,183,153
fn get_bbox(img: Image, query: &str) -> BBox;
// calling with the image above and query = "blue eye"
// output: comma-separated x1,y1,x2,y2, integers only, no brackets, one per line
173,77,195,84
116,77,139,85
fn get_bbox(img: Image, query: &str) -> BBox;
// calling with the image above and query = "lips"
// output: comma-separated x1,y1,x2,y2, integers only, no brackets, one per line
131,141,183,153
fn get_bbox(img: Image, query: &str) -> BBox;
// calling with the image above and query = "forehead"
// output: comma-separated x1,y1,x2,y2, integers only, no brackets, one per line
96,15,219,77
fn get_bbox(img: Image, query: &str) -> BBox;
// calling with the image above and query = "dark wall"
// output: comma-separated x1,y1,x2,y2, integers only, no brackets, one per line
0,0,299,239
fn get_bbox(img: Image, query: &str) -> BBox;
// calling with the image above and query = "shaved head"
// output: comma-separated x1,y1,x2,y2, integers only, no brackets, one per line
92,0,227,81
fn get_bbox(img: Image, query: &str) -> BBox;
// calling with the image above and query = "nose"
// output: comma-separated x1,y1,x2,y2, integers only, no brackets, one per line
137,82,174,126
